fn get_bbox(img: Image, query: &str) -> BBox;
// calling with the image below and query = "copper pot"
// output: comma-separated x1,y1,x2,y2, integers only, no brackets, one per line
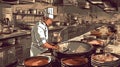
61,56,88,67
91,53,120,67
24,56,52,67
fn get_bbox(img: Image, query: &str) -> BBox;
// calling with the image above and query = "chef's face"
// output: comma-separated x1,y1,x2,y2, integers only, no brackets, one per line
45,18,53,26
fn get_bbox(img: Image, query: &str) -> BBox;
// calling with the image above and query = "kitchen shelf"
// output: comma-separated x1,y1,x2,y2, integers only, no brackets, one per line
13,12,43,27
13,13,44,16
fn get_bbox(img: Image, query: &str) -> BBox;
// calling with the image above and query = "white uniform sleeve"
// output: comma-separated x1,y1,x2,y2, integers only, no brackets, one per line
35,26,47,45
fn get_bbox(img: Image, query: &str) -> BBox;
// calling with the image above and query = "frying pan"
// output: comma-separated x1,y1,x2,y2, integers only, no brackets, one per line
53,41,93,58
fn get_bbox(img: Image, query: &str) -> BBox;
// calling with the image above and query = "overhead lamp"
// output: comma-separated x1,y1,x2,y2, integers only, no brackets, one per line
105,10,114,13
104,7,116,11
103,2,111,8
90,0,103,4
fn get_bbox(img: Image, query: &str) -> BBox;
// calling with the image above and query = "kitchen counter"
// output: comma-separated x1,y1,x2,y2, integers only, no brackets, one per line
0,23,101,41
0,30,31,40
0,26,64,40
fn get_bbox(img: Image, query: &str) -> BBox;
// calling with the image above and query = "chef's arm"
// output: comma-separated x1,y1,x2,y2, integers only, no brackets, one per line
43,42,58,49
37,27,58,49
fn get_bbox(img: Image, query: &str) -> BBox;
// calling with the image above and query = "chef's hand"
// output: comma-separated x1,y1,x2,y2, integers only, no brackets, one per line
52,45,59,50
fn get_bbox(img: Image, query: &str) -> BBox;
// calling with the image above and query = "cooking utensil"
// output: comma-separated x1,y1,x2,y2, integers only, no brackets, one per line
91,53,120,67
2,27,11,34
61,56,88,67
24,56,52,67
53,41,93,58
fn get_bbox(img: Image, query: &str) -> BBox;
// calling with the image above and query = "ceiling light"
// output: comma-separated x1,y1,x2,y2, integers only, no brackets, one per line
104,7,116,11
90,0,103,4
105,10,114,12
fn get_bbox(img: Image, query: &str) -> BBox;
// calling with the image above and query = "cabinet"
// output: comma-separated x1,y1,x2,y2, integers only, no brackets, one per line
15,35,31,64
0,46,17,67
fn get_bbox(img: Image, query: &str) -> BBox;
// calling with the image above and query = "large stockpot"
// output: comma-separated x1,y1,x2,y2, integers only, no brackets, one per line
24,56,52,67
53,41,94,59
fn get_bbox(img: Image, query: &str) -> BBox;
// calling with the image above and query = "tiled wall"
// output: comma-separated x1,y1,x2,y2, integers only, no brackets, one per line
0,4,12,20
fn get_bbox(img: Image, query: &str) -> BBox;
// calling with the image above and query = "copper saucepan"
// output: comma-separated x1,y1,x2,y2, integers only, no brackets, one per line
24,56,52,67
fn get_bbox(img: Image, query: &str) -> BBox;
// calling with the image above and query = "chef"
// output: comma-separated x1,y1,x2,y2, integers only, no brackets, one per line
30,11,58,57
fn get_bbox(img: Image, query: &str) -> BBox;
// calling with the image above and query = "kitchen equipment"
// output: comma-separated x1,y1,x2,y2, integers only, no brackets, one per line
53,41,93,58
24,56,52,67
55,22,61,26
0,45,17,67
2,27,11,34
61,56,88,67
91,53,120,67
52,32,62,43
29,9,37,14
87,39,104,46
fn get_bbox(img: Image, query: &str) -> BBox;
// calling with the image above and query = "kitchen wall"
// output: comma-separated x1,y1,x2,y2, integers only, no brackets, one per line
0,4,12,21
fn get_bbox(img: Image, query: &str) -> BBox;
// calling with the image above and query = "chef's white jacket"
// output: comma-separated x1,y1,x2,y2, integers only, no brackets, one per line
30,21,48,56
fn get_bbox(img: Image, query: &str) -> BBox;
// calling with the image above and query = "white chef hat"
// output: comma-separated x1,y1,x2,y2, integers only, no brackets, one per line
44,8,54,19
44,13,54,19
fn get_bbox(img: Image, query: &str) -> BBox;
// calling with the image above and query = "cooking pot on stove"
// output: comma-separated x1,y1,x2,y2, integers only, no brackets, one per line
24,56,52,67
91,53,120,67
53,41,94,58
61,56,88,67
